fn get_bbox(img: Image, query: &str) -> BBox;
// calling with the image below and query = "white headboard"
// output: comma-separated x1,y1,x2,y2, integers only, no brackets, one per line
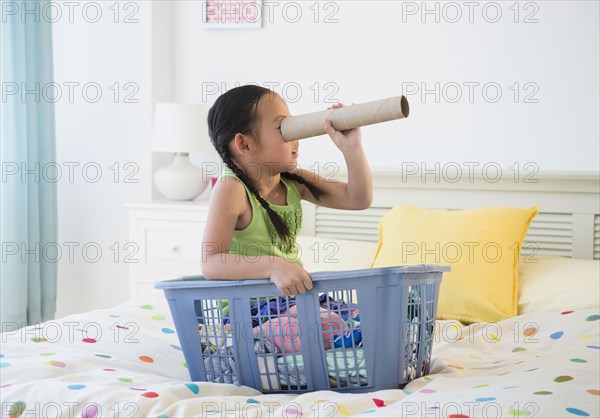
300,172,600,260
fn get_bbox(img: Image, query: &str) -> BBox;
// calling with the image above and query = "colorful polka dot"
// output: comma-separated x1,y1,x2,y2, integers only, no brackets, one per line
117,378,133,383
447,364,463,370
509,409,530,417
0,354,4,358
170,344,182,351
95,354,111,359
550,331,564,339
130,387,146,391
419,388,436,393
140,391,159,398
31,337,47,343
473,384,489,388
161,328,175,334
561,310,574,315
523,326,537,337
247,399,260,403
587,345,600,349
0,362,10,368
7,400,25,417
448,415,470,418
183,362,187,368
372,398,385,407
39,352,55,356
512,347,526,352
185,383,199,394
151,315,165,321
554,375,574,383
283,408,301,416
67,384,86,390
108,314,120,318
141,304,153,309
47,360,65,368
337,405,352,416
587,389,600,396
570,358,587,363
565,407,590,416
103,368,117,372
82,338,97,343
475,397,496,402
0,384,12,388
533,391,552,395
139,355,154,363
82,403,99,418
585,314,599,322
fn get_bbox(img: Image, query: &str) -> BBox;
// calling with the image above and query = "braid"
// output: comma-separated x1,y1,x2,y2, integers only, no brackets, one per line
281,172,327,201
218,143,292,244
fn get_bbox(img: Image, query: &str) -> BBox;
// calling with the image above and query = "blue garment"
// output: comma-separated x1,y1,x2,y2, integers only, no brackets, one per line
223,297,298,327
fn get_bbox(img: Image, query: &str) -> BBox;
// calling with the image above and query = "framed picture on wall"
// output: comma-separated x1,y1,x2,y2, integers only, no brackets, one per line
201,0,263,29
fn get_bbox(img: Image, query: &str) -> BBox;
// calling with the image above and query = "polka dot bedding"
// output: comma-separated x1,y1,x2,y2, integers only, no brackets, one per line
0,294,598,417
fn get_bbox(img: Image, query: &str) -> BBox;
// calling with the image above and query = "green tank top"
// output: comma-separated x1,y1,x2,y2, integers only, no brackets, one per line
220,166,304,267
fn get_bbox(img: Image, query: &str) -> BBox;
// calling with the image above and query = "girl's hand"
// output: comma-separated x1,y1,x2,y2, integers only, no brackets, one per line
323,103,362,155
269,258,313,296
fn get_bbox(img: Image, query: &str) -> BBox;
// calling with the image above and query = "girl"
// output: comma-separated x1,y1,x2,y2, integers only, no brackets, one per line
202,85,372,296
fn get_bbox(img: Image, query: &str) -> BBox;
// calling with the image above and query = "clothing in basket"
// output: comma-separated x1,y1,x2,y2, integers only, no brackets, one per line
252,305,349,353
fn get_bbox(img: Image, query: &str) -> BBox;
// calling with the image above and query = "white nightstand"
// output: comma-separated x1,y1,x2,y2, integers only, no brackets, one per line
124,200,210,300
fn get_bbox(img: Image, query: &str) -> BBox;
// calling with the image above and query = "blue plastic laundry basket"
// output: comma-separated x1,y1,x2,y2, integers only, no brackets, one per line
156,265,449,393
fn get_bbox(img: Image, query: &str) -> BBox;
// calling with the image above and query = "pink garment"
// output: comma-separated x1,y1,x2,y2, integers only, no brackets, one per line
253,305,349,353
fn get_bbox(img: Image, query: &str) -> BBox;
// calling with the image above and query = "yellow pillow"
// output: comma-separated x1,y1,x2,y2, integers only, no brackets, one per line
370,205,539,323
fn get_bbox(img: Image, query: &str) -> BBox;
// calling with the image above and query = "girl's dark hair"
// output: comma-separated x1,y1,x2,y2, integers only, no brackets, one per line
207,85,327,244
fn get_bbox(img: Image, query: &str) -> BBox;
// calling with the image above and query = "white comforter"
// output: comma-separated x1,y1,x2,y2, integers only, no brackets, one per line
1,294,598,418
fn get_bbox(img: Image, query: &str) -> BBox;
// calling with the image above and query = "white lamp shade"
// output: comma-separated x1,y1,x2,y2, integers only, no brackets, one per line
152,103,211,153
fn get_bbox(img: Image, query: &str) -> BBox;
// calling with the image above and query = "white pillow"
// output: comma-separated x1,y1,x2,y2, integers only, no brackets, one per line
296,235,378,273
518,255,600,314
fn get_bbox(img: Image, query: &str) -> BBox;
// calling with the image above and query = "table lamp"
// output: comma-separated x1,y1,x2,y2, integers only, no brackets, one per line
152,103,211,201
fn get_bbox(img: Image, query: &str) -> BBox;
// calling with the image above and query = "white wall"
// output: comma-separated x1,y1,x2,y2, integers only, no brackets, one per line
52,1,170,316
174,0,599,175
51,0,598,316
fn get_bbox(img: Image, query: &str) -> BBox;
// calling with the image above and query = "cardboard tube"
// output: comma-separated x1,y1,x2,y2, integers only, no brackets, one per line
280,95,409,142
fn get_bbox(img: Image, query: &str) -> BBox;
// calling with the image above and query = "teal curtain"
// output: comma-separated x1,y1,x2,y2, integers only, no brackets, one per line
1,0,58,329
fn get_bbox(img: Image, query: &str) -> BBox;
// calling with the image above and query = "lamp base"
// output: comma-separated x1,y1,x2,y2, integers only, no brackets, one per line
154,153,208,201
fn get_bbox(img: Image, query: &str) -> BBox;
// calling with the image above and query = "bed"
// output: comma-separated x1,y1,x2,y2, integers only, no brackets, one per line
1,172,599,417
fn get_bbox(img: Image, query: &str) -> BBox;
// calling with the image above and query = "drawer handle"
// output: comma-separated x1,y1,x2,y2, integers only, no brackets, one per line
171,246,180,253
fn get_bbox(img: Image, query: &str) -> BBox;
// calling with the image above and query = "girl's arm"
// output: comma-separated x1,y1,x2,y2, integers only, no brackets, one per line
292,103,373,210
201,176,312,296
